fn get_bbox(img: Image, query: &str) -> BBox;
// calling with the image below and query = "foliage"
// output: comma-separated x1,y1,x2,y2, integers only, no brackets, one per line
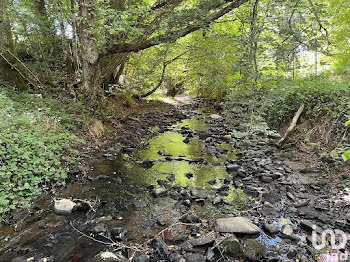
343,120,350,162
0,88,85,219
260,76,350,127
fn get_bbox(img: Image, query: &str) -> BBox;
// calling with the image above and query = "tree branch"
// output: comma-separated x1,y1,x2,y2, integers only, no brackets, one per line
105,0,250,55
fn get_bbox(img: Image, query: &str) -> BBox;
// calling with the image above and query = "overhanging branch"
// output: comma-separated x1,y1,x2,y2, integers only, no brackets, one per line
105,0,250,55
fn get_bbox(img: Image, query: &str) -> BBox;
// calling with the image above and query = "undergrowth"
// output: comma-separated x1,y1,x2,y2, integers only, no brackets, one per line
260,77,350,127
224,76,350,159
0,88,87,221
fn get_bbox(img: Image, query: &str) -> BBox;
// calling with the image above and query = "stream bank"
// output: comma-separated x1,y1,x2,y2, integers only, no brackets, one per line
0,96,349,262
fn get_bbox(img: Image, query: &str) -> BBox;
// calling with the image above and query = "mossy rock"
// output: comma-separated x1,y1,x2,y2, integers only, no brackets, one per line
221,236,244,258
243,239,266,261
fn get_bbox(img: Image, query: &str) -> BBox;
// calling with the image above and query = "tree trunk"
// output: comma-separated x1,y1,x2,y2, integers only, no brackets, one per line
249,0,259,90
53,0,74,76
71,0,80,72
78,0,102,108
0,0,28,90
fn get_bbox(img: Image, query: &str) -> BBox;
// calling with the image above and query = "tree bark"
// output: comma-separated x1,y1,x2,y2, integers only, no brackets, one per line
78,0,101,108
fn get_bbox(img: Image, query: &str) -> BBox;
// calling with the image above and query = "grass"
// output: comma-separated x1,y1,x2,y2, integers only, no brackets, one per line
0,87,89,221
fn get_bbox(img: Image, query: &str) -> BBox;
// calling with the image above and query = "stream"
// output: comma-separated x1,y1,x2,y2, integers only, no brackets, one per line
1,97,350,262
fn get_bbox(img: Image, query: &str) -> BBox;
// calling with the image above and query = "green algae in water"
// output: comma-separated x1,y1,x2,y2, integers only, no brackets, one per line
150,161,229,188
177,118,211,131
223,188,249,210
136,132,203,160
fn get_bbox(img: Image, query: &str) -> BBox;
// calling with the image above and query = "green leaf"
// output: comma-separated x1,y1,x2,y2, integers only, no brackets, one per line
342,151,350,162
346,120,350,127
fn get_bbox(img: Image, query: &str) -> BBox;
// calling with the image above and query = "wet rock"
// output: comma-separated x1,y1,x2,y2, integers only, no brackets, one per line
215,217,259,234
93,251,128,262
294,199,310,208
53,199,77,215
263,223,279,234
151,237,168,256
226,164,239,173
152,187,168,197
221,235,243,257
180,234,216,250
180,213,200,223
207,179,217,185
132,255,150,262
224,177,232,184
183,137,191,143
243,239,266,261
190,188,208,199
185,173,194,179
157,180,168,186
158,150,165,156
260,176,273,183
212,196,223,205
140,160,154,168
111,227,127,241
167,174,175,182
183,253,206,262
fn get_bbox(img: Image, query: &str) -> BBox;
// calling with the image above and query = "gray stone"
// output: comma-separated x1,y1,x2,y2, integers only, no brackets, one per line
152,187,167,197
281,224,293,236
226,164,239,173
53,199,76,215
190,188,208,199
209,114,222,120
212,196,223,205
215,217,259,234
263,223,279,234
180,234,216,250
183,253,206,262
261,176,273,183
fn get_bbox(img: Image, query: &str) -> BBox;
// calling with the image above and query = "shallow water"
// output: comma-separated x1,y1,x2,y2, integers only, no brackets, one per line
0,106,239,261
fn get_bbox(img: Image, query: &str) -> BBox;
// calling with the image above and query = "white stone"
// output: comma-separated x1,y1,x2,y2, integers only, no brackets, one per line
209,114,222,120
53,199,76,215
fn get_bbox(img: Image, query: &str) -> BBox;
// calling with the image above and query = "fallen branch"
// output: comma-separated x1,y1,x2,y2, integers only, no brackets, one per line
278,103,305,145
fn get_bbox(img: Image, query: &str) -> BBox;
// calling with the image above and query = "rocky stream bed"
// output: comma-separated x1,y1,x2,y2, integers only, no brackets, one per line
0,96,349,262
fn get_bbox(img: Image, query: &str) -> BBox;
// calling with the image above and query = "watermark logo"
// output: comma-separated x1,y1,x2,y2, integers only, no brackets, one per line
312,225,348,261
